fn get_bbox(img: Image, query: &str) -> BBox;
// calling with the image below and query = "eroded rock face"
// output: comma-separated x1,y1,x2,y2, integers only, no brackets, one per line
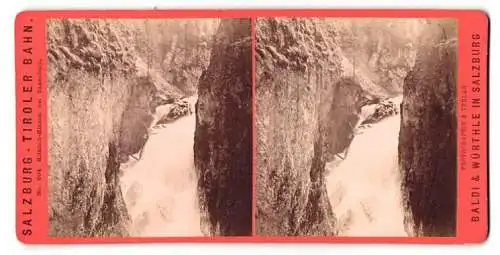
256,18,377,236
47,20,158,237
194,19,252,236
399,21,457,236
48,70,133,237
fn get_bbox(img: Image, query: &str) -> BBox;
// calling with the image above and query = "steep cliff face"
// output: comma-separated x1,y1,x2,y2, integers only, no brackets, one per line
256,18,381,236
399,20,457,236
194,19,252,236
48,70,134,236
48,19,131,236
47,19,177,236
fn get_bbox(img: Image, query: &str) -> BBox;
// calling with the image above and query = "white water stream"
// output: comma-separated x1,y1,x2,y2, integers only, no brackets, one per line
120,100,202,237
326,104,408,236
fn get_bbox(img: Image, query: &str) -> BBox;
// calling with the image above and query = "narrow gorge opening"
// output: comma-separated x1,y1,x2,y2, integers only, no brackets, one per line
117,19,253,237
119,97,201,236
48,18,252,237
323,19,458,237
326,96,405,236
256,18,457,237
104,20,218,237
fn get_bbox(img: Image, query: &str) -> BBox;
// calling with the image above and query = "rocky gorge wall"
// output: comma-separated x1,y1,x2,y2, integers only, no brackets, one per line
47,19,141,236
398,20,457,236
193,19,252,236
255,18,382,236
47,19,208,236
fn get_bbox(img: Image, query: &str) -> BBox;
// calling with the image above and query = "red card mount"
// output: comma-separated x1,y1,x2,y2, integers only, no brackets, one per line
15,9,488,244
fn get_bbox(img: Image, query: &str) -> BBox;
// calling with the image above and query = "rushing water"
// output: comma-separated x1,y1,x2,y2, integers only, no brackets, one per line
119,104,202,237
326,113,408,236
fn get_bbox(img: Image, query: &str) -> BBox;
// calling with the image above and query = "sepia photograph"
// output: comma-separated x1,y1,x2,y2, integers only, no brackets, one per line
255,18,457,237
47,18,252,237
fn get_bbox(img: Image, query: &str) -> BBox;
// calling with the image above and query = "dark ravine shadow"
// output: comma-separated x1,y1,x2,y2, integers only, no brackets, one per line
398,20,457,237
194,19,253,236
